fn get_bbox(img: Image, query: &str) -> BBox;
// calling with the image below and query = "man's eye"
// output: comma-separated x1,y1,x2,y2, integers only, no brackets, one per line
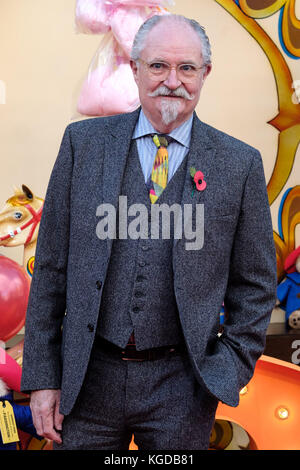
149,63,167,70
180,64,195,72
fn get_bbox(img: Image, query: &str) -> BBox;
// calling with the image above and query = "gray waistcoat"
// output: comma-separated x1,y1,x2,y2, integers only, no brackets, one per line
96,141,188,350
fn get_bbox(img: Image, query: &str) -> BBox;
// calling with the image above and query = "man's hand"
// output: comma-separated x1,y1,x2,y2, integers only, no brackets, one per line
30,389,64,444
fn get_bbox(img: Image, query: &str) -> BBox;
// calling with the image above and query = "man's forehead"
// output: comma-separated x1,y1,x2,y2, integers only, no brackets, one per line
141,19,203,60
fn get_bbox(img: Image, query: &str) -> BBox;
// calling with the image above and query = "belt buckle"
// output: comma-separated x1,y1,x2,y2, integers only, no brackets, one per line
121,350,145,362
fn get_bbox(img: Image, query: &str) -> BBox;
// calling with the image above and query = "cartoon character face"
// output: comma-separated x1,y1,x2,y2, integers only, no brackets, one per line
288,310,300,329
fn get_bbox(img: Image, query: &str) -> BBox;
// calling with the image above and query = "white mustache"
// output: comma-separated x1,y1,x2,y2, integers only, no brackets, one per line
148,86,194,101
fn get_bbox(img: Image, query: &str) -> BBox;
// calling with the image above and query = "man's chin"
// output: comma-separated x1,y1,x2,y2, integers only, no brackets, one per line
160,98,182,126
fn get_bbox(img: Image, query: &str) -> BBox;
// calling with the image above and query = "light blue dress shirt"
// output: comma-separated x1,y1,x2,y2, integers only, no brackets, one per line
132,109,193,184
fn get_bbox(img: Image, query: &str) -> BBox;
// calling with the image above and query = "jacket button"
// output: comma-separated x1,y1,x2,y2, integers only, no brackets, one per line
96,280,102,290
87,324,94,332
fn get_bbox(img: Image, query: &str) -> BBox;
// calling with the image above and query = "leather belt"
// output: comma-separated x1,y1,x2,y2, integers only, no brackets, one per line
95,337,186,361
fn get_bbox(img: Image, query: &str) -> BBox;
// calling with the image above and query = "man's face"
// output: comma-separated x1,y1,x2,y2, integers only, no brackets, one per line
131,19,211,132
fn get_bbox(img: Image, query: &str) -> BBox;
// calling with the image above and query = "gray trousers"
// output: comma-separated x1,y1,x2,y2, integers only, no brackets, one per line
54,345,218,450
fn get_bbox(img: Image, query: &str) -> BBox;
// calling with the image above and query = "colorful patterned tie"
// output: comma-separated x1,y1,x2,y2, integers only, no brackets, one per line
149,134,170,204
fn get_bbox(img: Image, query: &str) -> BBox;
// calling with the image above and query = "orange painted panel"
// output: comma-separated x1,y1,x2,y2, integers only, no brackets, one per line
216,355,300,450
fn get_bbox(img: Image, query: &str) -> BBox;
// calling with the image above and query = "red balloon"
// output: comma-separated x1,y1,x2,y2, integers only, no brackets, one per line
0,255,30,342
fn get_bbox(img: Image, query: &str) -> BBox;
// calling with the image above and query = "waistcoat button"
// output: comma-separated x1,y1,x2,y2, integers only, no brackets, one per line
96,280,102,290
134,291,144,298
87,323,94,332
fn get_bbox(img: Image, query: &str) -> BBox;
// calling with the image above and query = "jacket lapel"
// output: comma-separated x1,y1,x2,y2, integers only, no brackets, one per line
102,108,140,255
174,113,216,249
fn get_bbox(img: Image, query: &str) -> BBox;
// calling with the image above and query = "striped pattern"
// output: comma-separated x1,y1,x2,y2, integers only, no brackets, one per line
132,109,193,184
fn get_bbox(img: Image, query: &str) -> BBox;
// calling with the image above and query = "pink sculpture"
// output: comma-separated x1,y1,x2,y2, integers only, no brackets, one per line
75,0,173,116
77,32,141,116
75,0,173,37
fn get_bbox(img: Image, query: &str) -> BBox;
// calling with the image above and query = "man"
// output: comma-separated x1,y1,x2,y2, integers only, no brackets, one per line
21,14,277,450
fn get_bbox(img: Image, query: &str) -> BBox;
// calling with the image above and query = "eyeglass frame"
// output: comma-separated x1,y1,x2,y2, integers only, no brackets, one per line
136,58,207,83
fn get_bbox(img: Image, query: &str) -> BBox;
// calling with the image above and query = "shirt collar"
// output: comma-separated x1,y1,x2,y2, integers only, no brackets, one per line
132,108,193,149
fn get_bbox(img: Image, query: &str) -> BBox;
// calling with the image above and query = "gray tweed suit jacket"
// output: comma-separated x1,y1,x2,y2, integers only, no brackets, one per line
21,108,277,415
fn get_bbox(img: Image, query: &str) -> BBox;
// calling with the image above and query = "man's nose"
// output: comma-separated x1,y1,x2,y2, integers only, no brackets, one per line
163,67,182,89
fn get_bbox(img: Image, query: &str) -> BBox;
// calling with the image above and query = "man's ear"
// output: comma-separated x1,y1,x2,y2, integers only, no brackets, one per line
202,64,212,82
130,60,139,84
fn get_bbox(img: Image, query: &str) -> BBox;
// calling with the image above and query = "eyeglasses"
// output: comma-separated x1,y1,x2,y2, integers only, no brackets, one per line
138,59,206,83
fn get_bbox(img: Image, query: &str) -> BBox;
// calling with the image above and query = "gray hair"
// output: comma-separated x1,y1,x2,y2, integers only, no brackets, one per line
131,14,212,67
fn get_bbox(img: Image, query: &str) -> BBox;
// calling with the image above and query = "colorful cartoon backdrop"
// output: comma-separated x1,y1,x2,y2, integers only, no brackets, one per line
0,0,299,451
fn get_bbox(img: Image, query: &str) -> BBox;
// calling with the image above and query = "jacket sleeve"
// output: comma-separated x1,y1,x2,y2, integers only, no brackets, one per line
21,125,74,393
198,150,277,406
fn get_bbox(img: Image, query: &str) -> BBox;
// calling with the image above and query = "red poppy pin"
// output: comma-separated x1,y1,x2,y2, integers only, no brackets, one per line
190,167,207,197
